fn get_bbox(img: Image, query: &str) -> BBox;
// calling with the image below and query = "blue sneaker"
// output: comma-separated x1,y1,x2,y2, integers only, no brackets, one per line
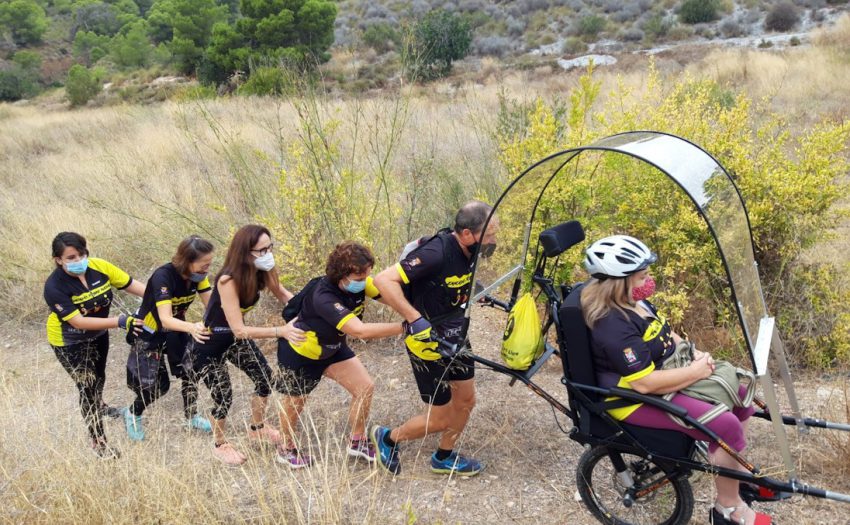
121,407,144,441
430,451,483,476
187,414,212,434
369,425,401,475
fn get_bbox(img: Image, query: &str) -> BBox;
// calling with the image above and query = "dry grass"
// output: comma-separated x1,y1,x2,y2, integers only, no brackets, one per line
2,309,850,524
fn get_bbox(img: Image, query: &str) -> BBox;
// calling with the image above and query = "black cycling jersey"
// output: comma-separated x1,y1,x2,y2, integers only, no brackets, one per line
202,274,259,333
395,231,472,323
136,263,211,341
589,300,676,419
44,257,133,347
289,276,380,360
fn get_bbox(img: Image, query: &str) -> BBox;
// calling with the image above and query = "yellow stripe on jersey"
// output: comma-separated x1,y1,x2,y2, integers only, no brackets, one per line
143,311,159,332
61,309,80,322
605,362,656,421
170,295,196,306
289,331,323,360
365,276,380,299
335,313,356,331
88,258,131,289
70,282,111,304
46,312,66,347
395,263,410,285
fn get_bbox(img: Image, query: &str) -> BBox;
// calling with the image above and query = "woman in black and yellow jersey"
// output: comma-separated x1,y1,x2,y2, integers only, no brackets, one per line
122,235,216,442
275,242,403,469
43,232,145,459
191,224,305,466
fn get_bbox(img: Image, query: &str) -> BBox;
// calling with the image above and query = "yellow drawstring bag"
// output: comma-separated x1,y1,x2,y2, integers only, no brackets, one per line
501,292,544,370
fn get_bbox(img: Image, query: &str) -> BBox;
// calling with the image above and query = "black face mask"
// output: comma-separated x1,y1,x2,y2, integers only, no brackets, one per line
470,242,497,258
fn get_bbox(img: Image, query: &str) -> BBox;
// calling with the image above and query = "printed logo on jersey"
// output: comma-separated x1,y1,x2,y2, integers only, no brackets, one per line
408,257,421,267
334,302,345,312
623,347,637,364
55,304,64,312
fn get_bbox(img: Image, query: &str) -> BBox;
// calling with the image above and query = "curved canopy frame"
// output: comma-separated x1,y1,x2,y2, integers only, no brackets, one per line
465,130,805,478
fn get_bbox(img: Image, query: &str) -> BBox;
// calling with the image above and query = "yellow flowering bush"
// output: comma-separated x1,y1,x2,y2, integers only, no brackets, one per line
496,64,850,366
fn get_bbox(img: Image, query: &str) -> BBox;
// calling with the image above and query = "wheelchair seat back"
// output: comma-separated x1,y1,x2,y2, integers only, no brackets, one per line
558,284,694,458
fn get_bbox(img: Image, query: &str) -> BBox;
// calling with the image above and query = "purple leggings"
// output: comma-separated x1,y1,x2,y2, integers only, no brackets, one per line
624,385,755,454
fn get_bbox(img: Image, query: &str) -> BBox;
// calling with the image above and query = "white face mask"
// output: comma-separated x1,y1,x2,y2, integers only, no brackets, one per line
253,252,275,271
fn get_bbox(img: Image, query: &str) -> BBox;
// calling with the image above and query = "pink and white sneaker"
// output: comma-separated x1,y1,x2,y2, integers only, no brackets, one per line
275,446,314,469
347,437,376,462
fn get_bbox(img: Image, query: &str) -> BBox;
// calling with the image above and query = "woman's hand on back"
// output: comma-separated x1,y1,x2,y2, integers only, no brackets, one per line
279,322,305,344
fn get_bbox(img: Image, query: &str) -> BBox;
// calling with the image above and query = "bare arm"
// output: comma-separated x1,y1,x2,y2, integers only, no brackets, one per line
198,289,212,308
629,354,714,394
267,275,294,304
218,278,303,341
157,303,209,343
339,316,403,340
67,314,125,331
373,266,421,323
124,279,146,298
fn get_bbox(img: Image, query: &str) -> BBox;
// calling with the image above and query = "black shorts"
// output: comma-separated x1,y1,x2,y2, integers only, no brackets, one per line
407,349,474,406
276,339,356,396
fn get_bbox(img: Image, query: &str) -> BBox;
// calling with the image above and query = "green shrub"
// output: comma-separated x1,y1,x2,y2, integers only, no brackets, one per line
237,65,292,96
0,70,24,101
0,0,49,44
172,82,216,100
678,0,720,24
361,21,400,53
202,0,336,82
406,9,471,81
65,64,101,106
642,14,672,39
577,14,606,39
110,20,154,68
495,68,850,368
562,36,588,54
764,2,799,32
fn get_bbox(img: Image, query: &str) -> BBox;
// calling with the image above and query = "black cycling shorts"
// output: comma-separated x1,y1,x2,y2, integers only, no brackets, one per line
407,350,474,406
276,339,356,396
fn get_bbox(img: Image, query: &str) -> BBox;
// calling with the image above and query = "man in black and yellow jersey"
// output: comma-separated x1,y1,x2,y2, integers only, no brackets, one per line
370,200,498,476
43,232,145,459
275,242,403,469
122,236,216,441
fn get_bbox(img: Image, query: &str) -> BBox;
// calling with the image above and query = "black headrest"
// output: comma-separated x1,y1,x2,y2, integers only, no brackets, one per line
539,220,585,258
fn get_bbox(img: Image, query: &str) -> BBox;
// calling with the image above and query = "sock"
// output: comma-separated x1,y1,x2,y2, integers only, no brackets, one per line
350,434,366,443
382,432,396,448
435,448,452,461
250,423,264,431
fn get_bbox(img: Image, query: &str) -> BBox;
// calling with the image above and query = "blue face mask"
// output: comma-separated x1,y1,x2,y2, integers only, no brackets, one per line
188,272,207,283
65,257,89,275
344,278,367,294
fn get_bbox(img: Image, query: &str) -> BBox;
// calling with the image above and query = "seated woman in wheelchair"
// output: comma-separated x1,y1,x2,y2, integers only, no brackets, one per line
582,235,770,525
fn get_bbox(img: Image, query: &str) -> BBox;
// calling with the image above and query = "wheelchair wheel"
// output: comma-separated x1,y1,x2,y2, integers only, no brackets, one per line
576,445,694,525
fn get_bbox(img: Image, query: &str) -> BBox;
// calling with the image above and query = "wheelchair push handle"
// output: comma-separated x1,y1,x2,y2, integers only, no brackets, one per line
434,336,462,359
480,294,510,312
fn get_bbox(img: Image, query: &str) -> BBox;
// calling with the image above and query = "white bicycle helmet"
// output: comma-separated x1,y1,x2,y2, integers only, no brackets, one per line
584,235,657,279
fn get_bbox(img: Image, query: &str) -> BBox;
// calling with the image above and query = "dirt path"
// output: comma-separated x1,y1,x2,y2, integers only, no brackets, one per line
1,308,849,524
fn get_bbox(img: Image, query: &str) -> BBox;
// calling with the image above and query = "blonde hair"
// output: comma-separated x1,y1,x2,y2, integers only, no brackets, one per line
581,278,633,328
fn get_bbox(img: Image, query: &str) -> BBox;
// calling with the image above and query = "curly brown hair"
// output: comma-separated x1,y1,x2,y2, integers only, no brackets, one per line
325,241,375,285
